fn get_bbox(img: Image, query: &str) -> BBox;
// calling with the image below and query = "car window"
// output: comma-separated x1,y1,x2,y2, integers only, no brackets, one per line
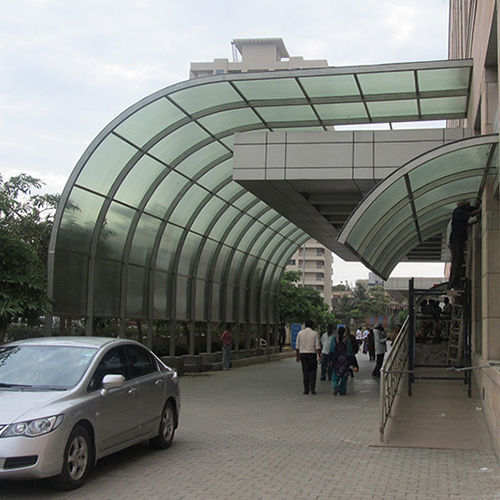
88,346,128,392
125,345,157,379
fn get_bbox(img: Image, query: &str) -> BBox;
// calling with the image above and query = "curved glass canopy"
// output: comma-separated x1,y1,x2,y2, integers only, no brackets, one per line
339,134,498,279
48,58,472,329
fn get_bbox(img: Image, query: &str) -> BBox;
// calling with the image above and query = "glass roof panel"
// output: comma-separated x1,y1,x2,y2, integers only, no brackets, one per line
197,159,232,191
129,214,162,266
190,196,228,235
115,155,166,208
168,184,208,227
97,202,136,260
197,108,262,135
114,98,186,147
209,205,241,240
409,144,492,191
232,191,257,210
358,71,415,95
315,102,367,121
56,187,105,253
418,67,470,92
173,142,229,178
299,74,358,97
367,99,418,118
363,205,414,261
169,82,244,114
144,170,190,218
76,135,138,195
256,105,318,123
420,96,468,115
246,200,268,218
156,223,183,271
414,177,481,212
149,122,211,165
234,78,303,100
224,213,252,247
346,177,407,249
216,182,245,201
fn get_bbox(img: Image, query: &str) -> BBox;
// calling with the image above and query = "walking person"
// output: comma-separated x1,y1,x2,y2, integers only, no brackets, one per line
320,324,334,381
220,324,233,370
367,328,376,361
328,326,356,395
372,323,387,377
295,320,321,395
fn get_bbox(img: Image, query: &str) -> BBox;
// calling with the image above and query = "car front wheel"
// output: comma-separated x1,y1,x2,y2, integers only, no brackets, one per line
50,425,92,490
149,400,175,449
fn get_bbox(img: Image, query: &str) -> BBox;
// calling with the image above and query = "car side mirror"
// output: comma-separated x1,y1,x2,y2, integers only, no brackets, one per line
100,374,125,396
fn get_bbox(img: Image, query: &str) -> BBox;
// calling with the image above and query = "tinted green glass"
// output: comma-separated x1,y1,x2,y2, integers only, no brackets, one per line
418,67,470,91
234,78,303,100
169,82,243,114
420,96,468,116
153,270,168,318
56,187,105,253
129,214,162,266
212,245,231,283
144,170,190,218
316,102,367,121
190,196,227,235
168,184,209,227
76,135,139,195
358,71,415,95
198,108,261,136
126,264,147,317
178,232,203,276
197,159,232,191
367,99,418,118
175,275,188,320
194,238,219,280
115,98,186,147
97,202,136,260
115,155,166,208
156,224,183,271
209,205,240,240
174,142,229,179
149,122,210,165
93,259,121,316
299,74,358,97
256,105,317,123
224,213,252,247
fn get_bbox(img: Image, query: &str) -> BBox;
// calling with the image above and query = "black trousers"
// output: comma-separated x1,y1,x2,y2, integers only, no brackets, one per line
300,353,318,393
372,353,385,376
449,241,465,289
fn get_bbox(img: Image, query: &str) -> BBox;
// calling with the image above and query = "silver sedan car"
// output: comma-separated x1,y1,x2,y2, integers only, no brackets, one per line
0,336,180,490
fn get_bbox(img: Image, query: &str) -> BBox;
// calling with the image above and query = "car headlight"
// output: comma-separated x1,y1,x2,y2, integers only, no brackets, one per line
1,415,64,438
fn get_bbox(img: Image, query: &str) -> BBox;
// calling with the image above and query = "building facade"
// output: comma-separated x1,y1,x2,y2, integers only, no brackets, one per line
285,238,333,310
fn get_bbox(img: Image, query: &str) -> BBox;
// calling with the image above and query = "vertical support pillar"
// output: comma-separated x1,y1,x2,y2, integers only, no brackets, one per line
408,278,414,396
188,320,195,355
169,320,176,357
481,177,500,360
146,319,153,349
206,321,212,354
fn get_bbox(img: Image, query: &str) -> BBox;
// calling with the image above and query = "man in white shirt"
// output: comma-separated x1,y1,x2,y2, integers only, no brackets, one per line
295,320,321,395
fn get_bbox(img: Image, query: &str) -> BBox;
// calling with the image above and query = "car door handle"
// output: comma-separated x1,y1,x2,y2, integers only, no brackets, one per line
155,380,164,386
128,387,137,395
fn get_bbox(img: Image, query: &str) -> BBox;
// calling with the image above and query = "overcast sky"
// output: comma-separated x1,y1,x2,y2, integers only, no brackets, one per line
1,0,449,284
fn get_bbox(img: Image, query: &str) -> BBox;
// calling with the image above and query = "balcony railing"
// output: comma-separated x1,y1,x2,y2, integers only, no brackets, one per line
379,316,409,442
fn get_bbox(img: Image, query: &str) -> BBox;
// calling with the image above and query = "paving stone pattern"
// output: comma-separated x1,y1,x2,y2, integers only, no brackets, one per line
1,356,500,499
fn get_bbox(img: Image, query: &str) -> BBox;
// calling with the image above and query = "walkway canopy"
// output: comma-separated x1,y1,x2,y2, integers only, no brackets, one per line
48,58,473,330
339,134,498,279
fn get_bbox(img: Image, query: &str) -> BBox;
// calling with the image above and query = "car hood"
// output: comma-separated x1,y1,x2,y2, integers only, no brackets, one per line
0,389,67,423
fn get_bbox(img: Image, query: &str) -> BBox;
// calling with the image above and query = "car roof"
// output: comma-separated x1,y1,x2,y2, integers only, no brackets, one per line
3,336,140,349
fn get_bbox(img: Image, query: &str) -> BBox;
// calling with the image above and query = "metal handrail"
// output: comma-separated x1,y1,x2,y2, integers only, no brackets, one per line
379,316,409,442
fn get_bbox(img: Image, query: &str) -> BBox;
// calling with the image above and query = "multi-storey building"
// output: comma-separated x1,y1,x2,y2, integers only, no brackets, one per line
286,238,333,311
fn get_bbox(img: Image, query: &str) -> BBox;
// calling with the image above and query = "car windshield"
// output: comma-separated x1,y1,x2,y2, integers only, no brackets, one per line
0,345,98,390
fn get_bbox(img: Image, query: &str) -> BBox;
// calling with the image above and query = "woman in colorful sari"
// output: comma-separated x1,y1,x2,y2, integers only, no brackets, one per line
328,326,355,395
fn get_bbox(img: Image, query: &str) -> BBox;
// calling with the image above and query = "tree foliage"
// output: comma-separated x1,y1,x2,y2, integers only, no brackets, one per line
333,282,391,325
0,174,59,331
278,270,336,329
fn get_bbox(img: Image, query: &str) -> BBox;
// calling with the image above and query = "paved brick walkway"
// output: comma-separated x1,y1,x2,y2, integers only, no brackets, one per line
1,355,500,499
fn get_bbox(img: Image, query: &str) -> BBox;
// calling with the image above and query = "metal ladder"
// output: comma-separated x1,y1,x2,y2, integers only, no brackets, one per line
447,296,464,365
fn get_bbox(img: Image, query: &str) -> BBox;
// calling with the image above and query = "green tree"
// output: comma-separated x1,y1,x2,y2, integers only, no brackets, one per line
278,271,336,329
0,174,59,331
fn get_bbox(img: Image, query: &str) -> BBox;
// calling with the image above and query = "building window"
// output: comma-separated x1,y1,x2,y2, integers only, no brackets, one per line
316,273,324,280
215,69,224,75
316,261,324,268
289,259,296,266
316,285,324,291
316,248,324,256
